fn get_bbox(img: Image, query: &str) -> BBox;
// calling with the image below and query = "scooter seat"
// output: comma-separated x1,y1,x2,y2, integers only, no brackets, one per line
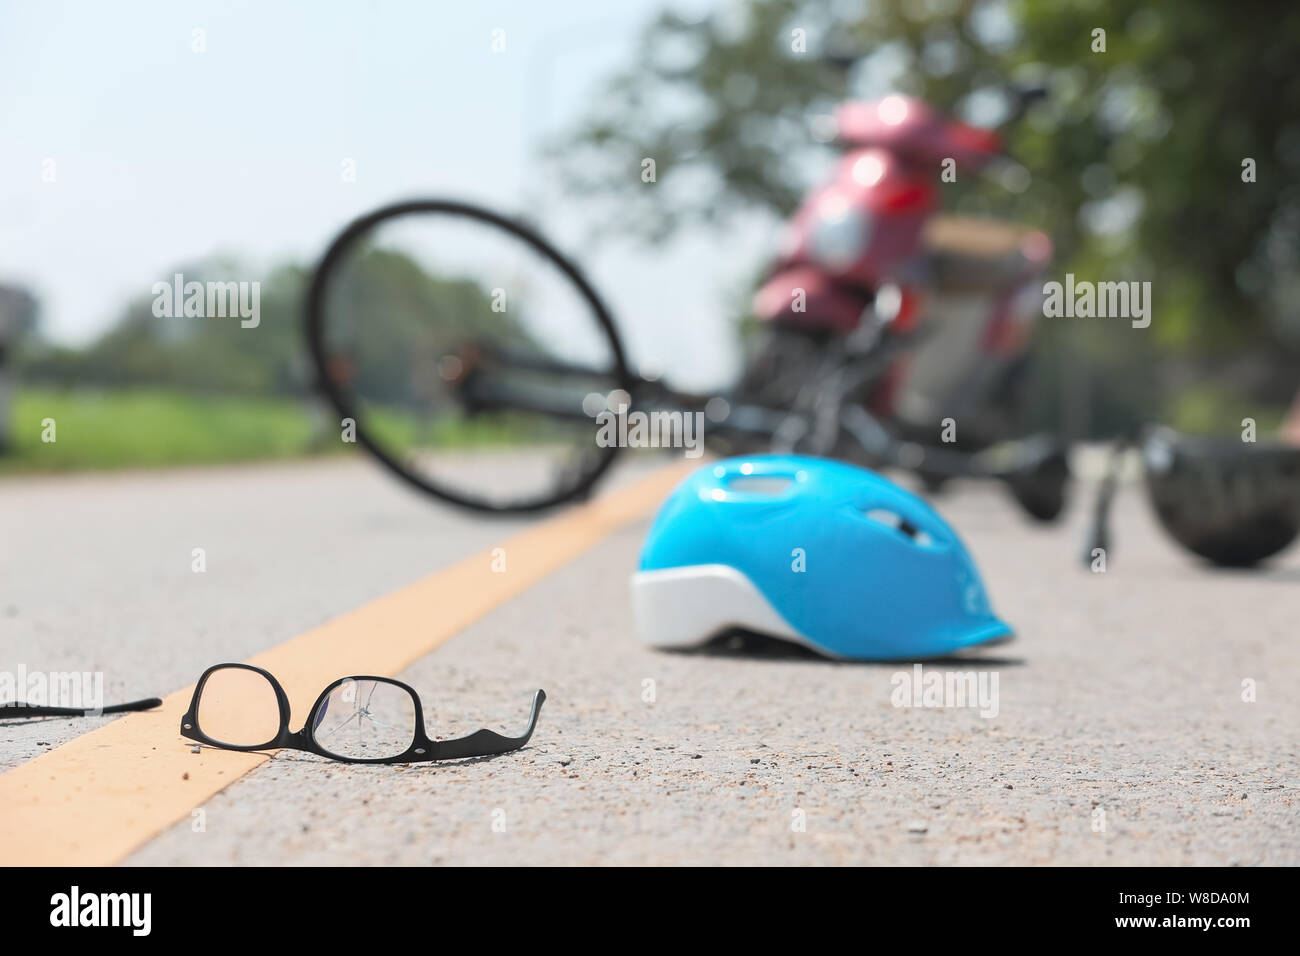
922,216,1038,292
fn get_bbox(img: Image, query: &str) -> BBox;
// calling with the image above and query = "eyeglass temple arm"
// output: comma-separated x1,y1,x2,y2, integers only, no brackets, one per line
429,689,546,760
2,697,162,719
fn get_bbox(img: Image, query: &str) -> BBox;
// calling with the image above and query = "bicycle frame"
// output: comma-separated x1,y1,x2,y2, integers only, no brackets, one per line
448,333,1068,493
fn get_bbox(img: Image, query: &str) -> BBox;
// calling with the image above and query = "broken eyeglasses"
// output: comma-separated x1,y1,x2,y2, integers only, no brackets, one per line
1,698,161,719
180,663,545,764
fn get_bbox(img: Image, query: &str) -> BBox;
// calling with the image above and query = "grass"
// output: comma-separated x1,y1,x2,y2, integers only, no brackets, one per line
0,387,560,473
1,388,326,472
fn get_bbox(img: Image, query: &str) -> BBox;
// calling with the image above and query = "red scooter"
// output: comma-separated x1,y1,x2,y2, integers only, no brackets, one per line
734,88,1066,516
306,90,1070,517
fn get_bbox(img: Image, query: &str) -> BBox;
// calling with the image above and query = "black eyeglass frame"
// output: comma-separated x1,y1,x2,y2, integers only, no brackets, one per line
180,663,545,764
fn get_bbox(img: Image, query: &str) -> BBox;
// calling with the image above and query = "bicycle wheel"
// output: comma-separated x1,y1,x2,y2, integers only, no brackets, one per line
305,199,632,513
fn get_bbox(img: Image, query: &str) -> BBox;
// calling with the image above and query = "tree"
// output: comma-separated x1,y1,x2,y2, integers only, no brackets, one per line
555,0,1300,356
17,250,511,404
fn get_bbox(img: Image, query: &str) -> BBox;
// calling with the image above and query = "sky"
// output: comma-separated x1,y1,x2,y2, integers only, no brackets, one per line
0,0,778,388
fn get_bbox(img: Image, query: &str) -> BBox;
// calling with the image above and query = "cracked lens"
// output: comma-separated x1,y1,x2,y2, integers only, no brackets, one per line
311,679,417,760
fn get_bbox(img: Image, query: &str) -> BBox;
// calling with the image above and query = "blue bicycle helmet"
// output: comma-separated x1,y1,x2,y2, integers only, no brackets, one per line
631,455,1011,660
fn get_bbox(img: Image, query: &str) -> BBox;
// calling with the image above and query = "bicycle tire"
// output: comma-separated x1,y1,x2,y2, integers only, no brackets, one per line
304,198,632,514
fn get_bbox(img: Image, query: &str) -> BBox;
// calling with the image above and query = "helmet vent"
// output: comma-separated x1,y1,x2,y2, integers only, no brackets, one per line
725,475,793,496
863,508,933,547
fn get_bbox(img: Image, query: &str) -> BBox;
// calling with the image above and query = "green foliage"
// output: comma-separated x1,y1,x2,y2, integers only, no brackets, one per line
19,260,311,396
1169,384,1285,437
2,388,323,471
6,247,536,469
555,0,1300,355
321,246,523,408
17,247,516,404
1,386,537,472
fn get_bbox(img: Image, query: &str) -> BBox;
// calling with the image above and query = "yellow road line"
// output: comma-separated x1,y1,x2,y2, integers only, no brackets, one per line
0,462,693,867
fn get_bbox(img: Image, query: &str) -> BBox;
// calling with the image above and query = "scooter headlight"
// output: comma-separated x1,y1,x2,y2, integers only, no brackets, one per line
808,194,872,272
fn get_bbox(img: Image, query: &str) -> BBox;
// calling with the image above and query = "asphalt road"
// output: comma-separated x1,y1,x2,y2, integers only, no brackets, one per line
4,454,1299,865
